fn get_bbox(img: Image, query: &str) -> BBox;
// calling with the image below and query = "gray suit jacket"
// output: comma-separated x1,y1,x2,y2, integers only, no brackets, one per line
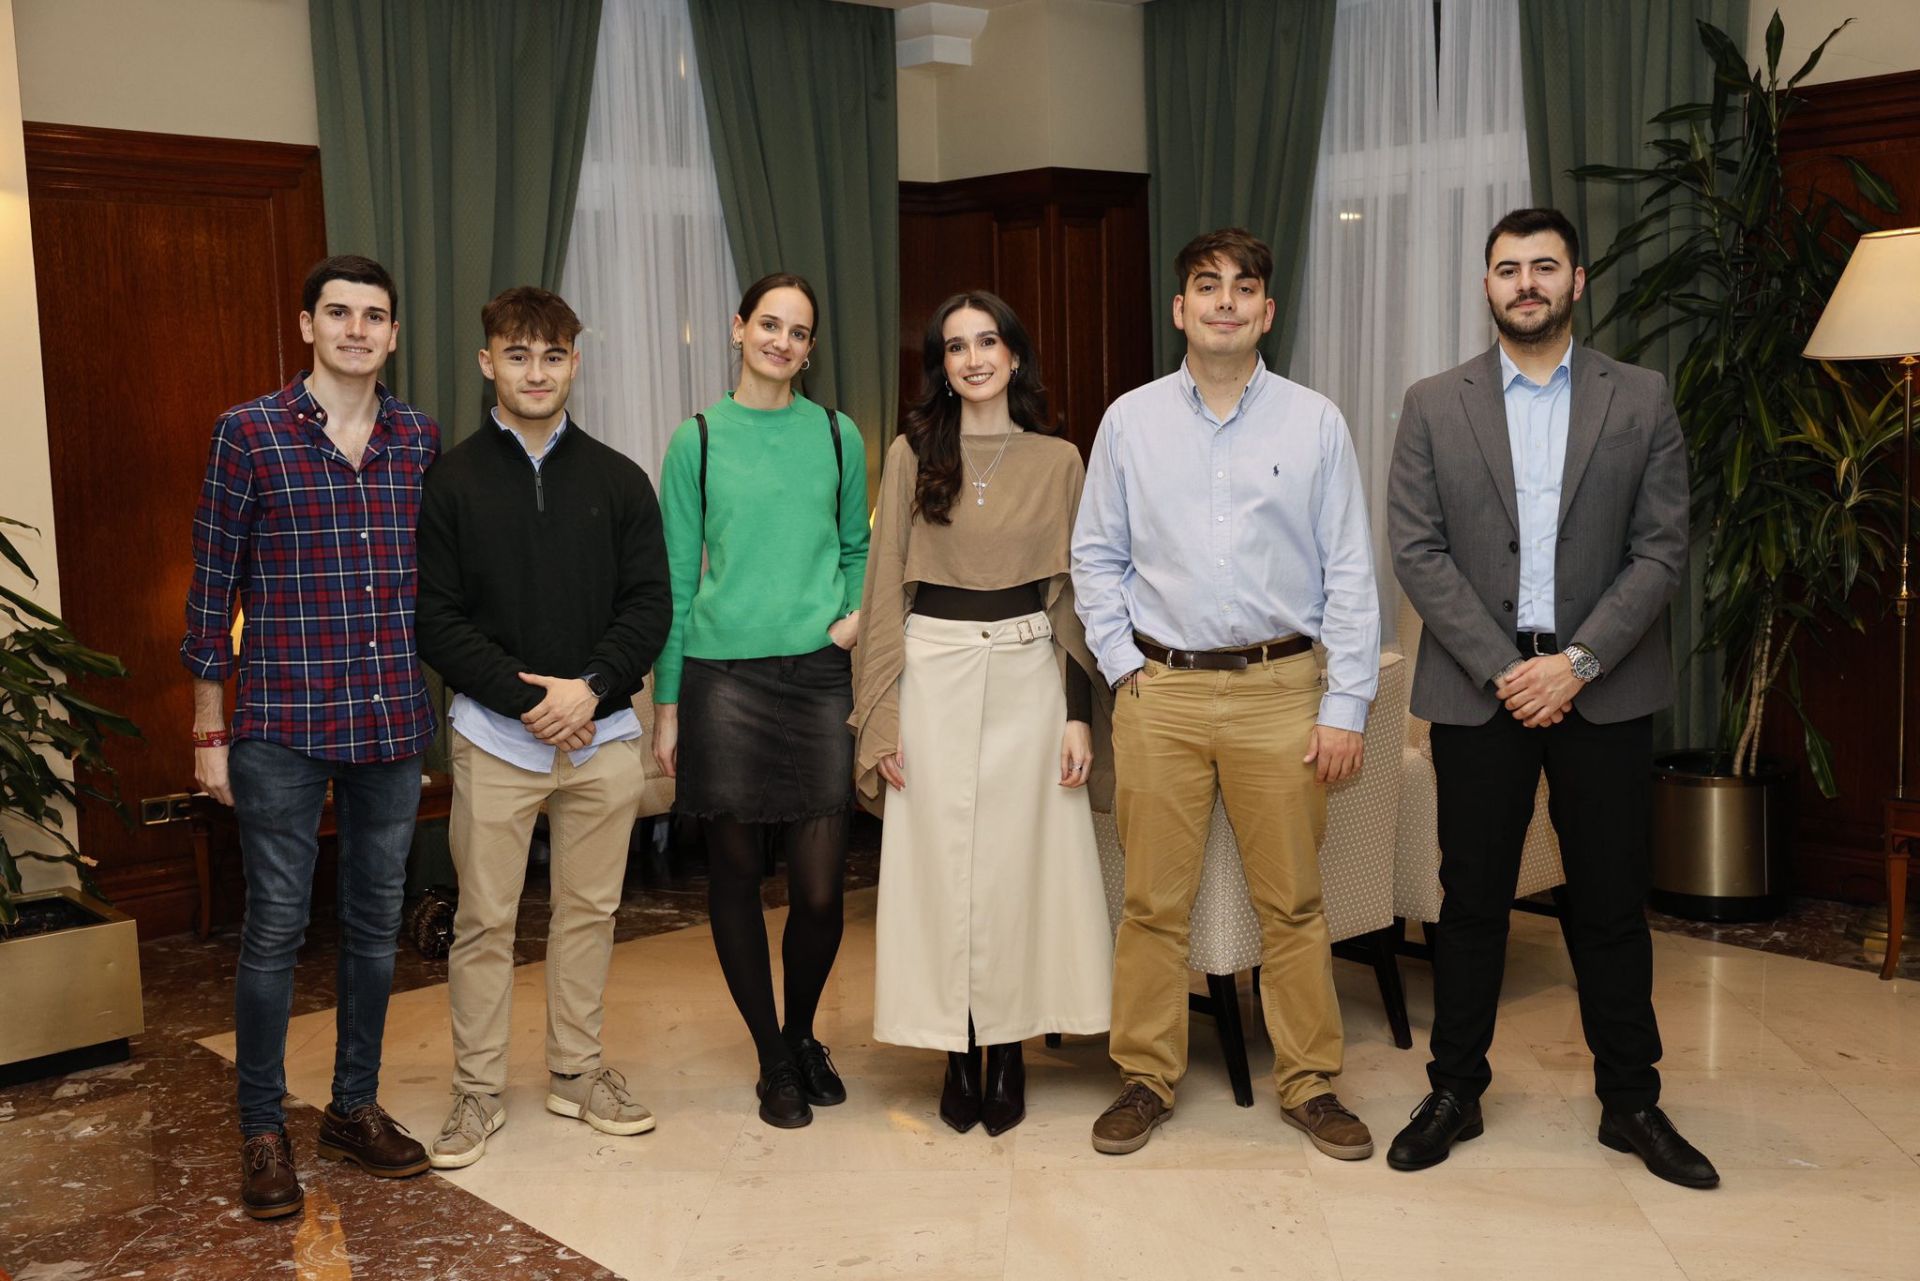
1387,344,1688,726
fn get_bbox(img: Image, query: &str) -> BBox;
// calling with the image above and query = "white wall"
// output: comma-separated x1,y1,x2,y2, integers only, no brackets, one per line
900,0,1147,183
0,0,73,894
12,0,316,144
1755,0,1920,85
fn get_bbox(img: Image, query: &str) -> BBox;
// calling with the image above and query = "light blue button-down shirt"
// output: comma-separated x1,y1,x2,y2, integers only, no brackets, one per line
448,409,643,773
1071,358,1380,731
1499,340,1574,633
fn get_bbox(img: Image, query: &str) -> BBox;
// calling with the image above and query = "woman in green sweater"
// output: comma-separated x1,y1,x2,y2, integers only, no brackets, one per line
653,272,870,1129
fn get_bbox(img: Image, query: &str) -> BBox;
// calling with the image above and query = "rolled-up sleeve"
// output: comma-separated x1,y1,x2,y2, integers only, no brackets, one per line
180,415,255,680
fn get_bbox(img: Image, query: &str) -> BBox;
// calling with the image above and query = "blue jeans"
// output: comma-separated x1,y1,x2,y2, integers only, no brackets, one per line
229,738,422,1135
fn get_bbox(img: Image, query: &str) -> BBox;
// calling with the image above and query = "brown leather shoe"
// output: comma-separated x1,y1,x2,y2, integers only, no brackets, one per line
316,1102,430,1178
1091,1082,1171,1155
1282,1092,1374,1160
240,1130,303,1220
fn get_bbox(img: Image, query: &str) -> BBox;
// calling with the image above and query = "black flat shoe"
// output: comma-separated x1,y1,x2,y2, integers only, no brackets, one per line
786,1036,846,1107
1599,1106,1719,1189
1386,1089,1484,1171
981,1042,1026,1137
940,1047,983,1134
756,1060,813,1129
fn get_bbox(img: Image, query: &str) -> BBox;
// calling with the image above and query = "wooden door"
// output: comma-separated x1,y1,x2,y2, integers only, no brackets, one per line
26,125,325,936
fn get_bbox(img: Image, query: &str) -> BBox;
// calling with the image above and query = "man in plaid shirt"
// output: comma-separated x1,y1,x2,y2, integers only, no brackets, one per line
182,255,439,1221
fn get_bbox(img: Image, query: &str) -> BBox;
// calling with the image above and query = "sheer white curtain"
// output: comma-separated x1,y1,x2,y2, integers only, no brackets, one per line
1291,0,1533,641
560,0,739,480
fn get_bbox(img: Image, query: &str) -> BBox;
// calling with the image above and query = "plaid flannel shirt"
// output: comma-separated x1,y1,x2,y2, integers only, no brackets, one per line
181,374,440,763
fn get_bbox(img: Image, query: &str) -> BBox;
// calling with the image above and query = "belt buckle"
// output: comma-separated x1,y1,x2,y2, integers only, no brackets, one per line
1017,618,1036,644
1530,632,1551,656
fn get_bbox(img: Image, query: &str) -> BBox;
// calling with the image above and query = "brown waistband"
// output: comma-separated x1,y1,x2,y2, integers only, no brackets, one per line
1134,633,1312,671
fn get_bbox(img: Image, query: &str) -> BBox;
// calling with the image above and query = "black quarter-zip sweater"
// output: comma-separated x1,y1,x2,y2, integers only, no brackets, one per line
416,416,672,719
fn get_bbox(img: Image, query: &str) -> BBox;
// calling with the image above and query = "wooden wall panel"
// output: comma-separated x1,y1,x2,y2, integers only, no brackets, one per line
1763,72,1920,901
25,125,326,937
899,168,1153,455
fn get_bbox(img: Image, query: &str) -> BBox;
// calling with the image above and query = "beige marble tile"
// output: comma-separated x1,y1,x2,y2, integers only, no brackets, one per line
1003,1167,1339,1280
670,1170,1011,1280
1336,1069,1606,1170
1551,1069,1914,1174
441,1167,716,1279
1507,978,1817,1075
1312,1164,1686,1280
1625,1167,1920,1281
1821,1068,1920,1169
723,1068,1017,1173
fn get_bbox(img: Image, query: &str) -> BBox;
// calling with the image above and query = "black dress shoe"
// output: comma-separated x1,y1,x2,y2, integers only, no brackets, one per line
1386,1089,1484,1171
1599,1106,1719,1189
756,1060,813,1129
940,1047,983,1134
981,1043,1026,1137
786,1036,846,1106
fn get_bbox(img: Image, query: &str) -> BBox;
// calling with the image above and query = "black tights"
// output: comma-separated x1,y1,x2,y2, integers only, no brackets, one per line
703,812,848,1071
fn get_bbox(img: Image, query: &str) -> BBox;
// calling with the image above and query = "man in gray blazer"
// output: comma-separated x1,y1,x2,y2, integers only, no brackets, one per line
1385,208,1717,1189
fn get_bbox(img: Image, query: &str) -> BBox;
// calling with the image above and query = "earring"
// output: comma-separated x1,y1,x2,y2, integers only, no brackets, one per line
731,339,741,350
803,358,811,370
944,381,955,397
1012,365,1021,378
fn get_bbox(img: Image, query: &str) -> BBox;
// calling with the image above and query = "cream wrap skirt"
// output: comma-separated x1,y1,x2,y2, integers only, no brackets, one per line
872,611,1113,1051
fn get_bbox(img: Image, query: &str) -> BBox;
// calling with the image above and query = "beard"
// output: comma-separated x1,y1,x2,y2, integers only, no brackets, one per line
1490,288,1573,345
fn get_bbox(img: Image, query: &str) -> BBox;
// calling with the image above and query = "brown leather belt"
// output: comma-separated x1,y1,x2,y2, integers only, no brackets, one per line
1134,633,1312,671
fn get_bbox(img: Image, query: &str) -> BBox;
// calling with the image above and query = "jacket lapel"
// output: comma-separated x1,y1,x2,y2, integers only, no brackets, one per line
1558,347,1615,525
1458,347,1519,534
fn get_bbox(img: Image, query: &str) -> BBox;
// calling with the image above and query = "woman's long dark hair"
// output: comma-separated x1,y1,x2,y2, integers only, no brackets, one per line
903,291,1053,525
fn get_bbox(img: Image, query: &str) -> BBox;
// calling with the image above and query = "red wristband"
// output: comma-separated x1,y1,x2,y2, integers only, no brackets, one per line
191,730,232,748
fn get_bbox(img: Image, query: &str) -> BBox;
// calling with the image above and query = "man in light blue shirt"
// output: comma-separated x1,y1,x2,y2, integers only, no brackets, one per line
1074,228,1381,1161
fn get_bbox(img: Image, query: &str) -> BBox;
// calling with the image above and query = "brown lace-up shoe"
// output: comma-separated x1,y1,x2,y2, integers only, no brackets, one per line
1091,1082,1172,1155
316,1102,430,1177
1282,1092,1374,1160
240,1130,303,1220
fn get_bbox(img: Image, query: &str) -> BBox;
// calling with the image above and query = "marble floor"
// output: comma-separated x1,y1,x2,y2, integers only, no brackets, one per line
6,886,1919,1280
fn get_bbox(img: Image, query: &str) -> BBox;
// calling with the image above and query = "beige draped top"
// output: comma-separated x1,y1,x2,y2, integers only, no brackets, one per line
850,431,1114,812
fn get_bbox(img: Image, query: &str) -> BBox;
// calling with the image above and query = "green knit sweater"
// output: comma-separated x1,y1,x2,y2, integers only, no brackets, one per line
653,392,870,702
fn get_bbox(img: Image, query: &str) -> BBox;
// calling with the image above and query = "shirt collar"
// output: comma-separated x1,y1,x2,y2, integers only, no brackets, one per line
1497,339,1574,391
492,406,570,459
1177,354,1267,421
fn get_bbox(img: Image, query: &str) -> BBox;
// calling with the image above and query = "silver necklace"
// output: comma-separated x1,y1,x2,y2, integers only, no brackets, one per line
961,433,1015,506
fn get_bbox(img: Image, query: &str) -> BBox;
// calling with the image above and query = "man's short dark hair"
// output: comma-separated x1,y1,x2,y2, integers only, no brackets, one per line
302,254,398,317
1484,209,1581,268
481,286,583,347
1175,228,1275,293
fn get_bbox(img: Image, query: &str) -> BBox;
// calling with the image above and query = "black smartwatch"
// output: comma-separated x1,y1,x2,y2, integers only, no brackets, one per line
580,670,609,700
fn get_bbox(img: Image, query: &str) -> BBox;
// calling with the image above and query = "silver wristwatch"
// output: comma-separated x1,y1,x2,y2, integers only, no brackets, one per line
1563,644,1602,682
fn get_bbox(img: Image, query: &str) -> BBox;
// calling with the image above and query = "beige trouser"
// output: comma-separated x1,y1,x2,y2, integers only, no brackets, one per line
448,732,646,1095
1108,651,1340,1109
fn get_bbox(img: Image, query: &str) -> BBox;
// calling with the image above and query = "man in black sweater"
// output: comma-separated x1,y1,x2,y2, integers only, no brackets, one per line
417,286,670,1168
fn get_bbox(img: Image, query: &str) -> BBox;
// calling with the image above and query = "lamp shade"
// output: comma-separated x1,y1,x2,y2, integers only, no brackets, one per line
1804,226,1920,360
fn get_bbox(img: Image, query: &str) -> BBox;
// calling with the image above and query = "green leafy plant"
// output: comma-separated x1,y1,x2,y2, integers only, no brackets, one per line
0,516,139,931
1574,13,1906,796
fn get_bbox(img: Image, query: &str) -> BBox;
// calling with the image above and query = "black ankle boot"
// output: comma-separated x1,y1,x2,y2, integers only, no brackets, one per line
981,1042,1026,1136
939,1047,983,1133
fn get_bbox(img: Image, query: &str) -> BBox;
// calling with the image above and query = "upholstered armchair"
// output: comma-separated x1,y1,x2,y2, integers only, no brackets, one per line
1090,651,1413,1106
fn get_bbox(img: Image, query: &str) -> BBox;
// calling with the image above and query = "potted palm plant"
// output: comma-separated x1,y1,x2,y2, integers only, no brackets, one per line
0,515,145,1083
1576,14,1905,920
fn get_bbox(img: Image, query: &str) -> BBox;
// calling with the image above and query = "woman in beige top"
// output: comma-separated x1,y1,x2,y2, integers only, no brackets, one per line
852,291,1113,1137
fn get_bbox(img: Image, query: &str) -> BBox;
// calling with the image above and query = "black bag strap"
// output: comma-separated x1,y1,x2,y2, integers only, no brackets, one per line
697,406,842,527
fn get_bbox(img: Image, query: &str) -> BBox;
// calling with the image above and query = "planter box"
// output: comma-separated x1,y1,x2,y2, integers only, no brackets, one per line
0,887,144,1075
1650,752,1793,922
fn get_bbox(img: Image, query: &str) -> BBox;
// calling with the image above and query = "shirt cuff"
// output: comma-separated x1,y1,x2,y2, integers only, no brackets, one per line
1317,691,1370,734
1096,637,1148,688
180,634,233,681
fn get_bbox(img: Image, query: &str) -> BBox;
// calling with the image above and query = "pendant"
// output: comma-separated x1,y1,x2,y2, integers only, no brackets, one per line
977,496,985,505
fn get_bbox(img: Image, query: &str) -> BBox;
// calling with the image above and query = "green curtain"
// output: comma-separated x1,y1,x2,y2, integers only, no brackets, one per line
686,0,898,497
309,0,603,444
1145,0,1338,375
1518,0,1747,751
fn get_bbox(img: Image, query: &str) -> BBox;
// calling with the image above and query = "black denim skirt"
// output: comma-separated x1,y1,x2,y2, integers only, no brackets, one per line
675,644,855,822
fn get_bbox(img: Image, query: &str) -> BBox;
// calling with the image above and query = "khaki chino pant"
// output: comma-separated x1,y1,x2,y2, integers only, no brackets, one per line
448,731,646,1095
1108,651,1341,1109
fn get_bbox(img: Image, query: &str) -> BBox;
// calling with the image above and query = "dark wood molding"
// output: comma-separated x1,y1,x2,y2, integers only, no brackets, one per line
1783,70,1920,150
25,123,327,940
